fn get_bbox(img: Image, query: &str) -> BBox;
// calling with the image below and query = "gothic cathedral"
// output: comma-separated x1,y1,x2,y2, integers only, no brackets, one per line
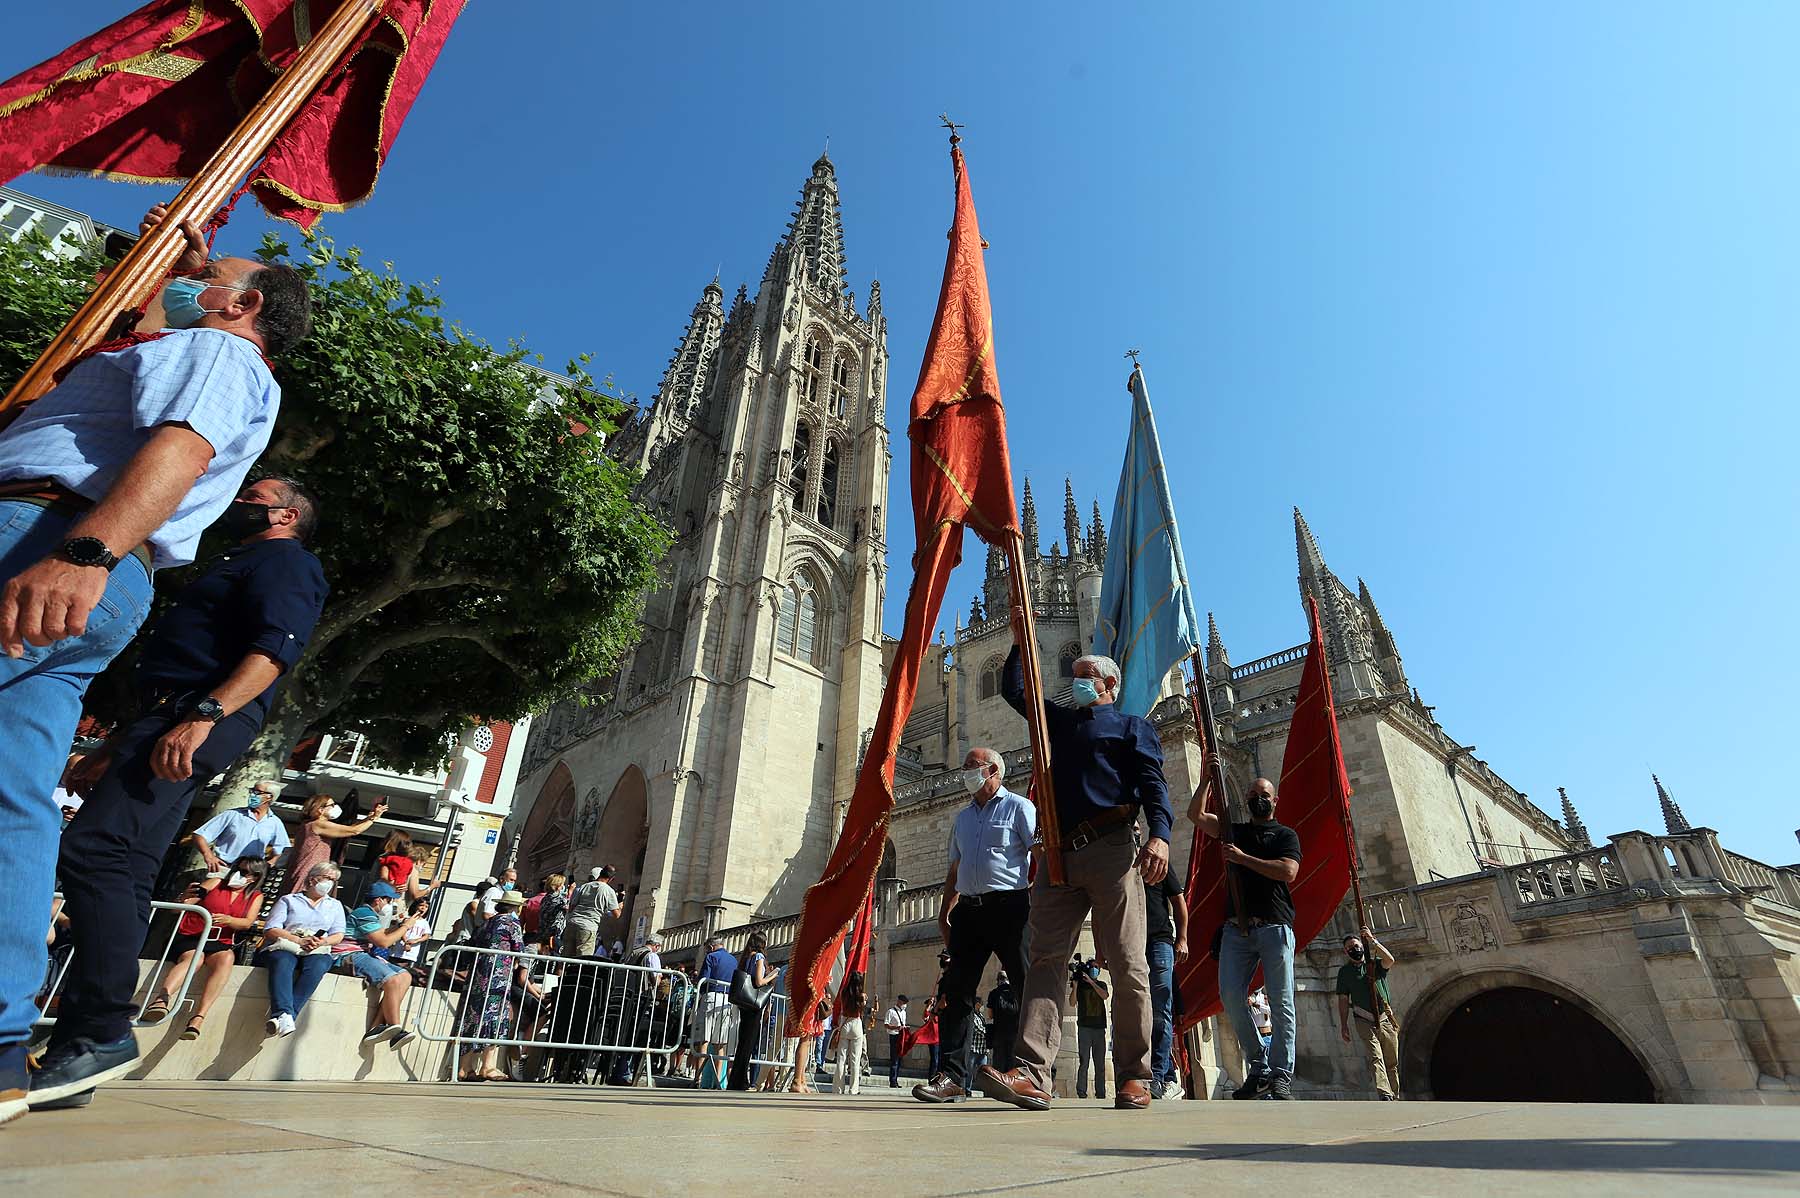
510,154,890,938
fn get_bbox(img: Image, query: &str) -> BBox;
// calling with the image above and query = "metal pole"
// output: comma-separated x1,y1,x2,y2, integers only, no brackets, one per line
0,0,385,413
1001,531,1065,887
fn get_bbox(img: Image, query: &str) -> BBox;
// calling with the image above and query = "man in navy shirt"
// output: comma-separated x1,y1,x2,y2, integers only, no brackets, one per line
693,934,739,1069
977,635,1173,1114
30,476,328,1108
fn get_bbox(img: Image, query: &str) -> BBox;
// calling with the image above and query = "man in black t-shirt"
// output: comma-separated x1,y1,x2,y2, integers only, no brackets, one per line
1190,777,1303,1101
1143,872,1188,1099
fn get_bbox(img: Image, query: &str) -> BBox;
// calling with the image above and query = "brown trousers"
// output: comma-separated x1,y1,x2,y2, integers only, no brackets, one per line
1360,1010,1401,1097
1012,827,1152,1091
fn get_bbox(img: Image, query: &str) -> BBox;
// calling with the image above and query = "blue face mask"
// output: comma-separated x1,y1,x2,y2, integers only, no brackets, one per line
161,277,246,329
1071,677,1102,707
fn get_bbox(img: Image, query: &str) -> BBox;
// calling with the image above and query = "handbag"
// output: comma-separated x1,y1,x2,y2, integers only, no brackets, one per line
730,960,775,1011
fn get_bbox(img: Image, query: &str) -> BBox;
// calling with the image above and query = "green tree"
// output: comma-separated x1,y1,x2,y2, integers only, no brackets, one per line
0,229,670,808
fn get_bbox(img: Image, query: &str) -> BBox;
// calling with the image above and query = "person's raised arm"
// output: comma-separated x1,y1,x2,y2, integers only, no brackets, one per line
1188,777,1222,837
312,801,388,839
1365,928,1395,968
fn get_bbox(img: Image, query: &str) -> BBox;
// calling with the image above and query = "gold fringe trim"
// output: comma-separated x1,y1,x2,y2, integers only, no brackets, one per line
0,0,207,123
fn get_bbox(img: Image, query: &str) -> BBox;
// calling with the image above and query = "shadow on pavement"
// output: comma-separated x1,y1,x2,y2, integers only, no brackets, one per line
1087,1138,1800,1177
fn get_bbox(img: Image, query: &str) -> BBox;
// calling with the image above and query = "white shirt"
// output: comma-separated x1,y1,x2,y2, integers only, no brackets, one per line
883,1005,907,1032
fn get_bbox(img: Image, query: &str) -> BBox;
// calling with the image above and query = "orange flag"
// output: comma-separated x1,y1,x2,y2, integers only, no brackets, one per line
1176,595,1355,1032
786,138,1019,1035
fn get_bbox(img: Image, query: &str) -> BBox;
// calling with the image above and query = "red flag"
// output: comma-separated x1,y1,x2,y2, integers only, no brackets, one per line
0,0,463,229
786,140,1019,1036
1175,596,1355,1033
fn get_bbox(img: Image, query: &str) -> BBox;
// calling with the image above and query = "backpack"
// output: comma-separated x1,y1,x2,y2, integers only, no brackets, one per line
521,892,545,932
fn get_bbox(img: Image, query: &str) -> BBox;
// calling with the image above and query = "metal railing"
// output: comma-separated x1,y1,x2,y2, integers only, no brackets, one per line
36,898,215,1030
409,944,691,1084
684,978,793,1075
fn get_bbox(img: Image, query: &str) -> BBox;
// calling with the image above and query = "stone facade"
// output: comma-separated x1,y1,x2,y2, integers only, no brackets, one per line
506,153,891,939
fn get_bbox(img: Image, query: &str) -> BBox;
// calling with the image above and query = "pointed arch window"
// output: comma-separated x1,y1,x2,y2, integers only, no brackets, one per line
802,335,825,406
830,352,855,417
1058,644,1080,677
776,577,822,664
790,423,811,496
979,656,1003,700
817,440,840,528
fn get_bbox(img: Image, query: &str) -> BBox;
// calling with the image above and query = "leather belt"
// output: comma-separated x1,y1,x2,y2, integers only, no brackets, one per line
0,478,154,573
956,888,1028,907
1060,804,1139,852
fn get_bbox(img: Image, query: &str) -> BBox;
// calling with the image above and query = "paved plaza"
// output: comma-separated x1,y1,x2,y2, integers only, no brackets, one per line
4,1082,1797,1196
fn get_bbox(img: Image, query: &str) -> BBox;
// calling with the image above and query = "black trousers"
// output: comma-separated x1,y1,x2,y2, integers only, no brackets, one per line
936,888,1029,1087
54,709,262,1044
728,1006,761,1090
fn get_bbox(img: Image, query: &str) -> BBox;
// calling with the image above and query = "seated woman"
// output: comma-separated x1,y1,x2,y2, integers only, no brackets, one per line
375,828,435,901
142,857,269,1040
258,862,347,1037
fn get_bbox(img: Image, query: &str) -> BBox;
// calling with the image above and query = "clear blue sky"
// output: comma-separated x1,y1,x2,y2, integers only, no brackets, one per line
10,4,1797,861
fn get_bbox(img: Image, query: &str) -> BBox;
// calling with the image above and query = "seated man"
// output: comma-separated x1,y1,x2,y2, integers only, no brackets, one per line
341,882,419,1047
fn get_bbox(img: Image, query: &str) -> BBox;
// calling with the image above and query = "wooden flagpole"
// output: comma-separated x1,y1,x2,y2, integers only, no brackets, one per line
1003,531,1065,887
0,0,385,415
1182,651,1247,933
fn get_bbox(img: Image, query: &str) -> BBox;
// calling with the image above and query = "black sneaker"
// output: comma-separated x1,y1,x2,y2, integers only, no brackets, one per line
31,1088,93,1111
1232,1073,1272,1100
362,1023,394,1043
1261,1076,1293,1100
27,1035,140,1106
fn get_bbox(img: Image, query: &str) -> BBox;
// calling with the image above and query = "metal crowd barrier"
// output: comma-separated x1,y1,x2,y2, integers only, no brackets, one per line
408,944,693,1085
35,898,215,1030
683,977,793,1075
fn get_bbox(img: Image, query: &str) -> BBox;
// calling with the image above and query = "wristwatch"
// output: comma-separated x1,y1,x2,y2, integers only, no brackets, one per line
58,536,120,569
191,696,226,723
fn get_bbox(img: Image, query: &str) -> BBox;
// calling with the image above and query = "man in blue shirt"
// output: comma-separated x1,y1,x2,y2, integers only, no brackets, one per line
189,778,292,871
693,934,739,1070
0,210,311,1126
977,638,1173,1114
30,476,327,1108
914,746,1034,1105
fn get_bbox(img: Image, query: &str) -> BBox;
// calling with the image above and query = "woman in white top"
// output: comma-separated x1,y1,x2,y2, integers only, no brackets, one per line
260,862,347,1036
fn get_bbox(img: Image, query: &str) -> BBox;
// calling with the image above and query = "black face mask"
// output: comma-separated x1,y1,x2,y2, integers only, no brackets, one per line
1347,948,1365,962
1247,794,1275,819
216,501,274,540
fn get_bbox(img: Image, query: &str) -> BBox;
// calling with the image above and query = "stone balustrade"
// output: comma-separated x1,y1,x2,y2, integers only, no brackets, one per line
1723,850,1800,909
1231,643,1308,680
658,918,705,953
1502,843,1628,906
894,882,944,927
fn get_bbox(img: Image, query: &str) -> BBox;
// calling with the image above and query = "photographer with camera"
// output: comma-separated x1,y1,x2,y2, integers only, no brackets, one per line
1067,953,1110,1099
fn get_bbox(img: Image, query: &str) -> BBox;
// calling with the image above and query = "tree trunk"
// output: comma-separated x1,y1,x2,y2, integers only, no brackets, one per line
203,700,311,823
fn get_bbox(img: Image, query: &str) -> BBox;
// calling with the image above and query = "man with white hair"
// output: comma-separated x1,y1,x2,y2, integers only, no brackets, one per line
563,864,622,959
912,746,1034,1104
977,635,1172,1112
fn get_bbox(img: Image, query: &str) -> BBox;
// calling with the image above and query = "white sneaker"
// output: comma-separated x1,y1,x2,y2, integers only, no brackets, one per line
265,1016,281,1037
1159,1080,1184,1100
276,1013,296,1037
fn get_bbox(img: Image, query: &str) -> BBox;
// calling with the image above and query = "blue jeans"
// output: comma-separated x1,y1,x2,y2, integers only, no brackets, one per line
0,501,153,1047
1148,938,1176,1084
264,951,334,1018
1218,922,1296,1081
344,951,404,986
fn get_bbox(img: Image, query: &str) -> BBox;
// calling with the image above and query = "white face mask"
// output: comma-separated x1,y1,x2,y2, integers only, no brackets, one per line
311,879,334,897
226,871,249,890
961,767,990,795
325,804,343,820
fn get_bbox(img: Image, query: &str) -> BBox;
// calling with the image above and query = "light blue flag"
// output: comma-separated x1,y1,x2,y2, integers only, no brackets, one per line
1091,364,1201,717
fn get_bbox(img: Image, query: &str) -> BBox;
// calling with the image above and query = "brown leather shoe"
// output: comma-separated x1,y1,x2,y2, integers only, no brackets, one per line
975,1065,1052,1112
1114,1079,1151,1109
911,1073,969,1103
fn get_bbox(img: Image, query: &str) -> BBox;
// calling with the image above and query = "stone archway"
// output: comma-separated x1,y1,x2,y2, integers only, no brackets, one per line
593,766,651,947
1403,969,1665,1102
517,762,575,886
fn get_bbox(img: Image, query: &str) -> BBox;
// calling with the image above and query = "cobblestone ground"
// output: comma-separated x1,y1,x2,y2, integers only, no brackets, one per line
4,1082,1797,1197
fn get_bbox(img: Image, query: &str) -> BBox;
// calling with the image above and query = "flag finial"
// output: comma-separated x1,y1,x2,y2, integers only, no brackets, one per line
939,112,965,145
1125,347,1142,368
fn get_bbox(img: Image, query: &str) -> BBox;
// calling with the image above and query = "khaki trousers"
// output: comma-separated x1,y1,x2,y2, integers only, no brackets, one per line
1013,827,1151,1091
1360,1011,1401,1097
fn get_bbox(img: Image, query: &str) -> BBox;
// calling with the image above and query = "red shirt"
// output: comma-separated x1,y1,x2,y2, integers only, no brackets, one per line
379,854,415,887
178,884,258,943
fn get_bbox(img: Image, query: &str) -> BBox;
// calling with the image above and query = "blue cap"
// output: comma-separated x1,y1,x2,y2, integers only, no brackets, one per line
367,882,399,900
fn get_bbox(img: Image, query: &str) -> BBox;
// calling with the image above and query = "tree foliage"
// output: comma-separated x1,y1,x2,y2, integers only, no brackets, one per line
0,228,671,780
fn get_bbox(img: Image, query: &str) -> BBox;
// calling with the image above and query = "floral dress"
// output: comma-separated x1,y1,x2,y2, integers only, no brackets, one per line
281,821,330,895
459,911,523,1047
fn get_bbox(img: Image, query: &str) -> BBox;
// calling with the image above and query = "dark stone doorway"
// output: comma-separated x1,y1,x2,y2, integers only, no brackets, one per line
1429,986,1655,1102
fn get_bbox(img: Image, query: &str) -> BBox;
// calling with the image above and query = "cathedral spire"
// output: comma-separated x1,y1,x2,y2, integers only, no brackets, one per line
1358,576,1407,692
1021,478,1040,554
781,151,851,300
1295,507,1329,603
1089,500,1107,566
1205,611,1232,679
653,276,726,419
1559,787,1593,849
1063,478,1083,557
1654,774,1691,834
